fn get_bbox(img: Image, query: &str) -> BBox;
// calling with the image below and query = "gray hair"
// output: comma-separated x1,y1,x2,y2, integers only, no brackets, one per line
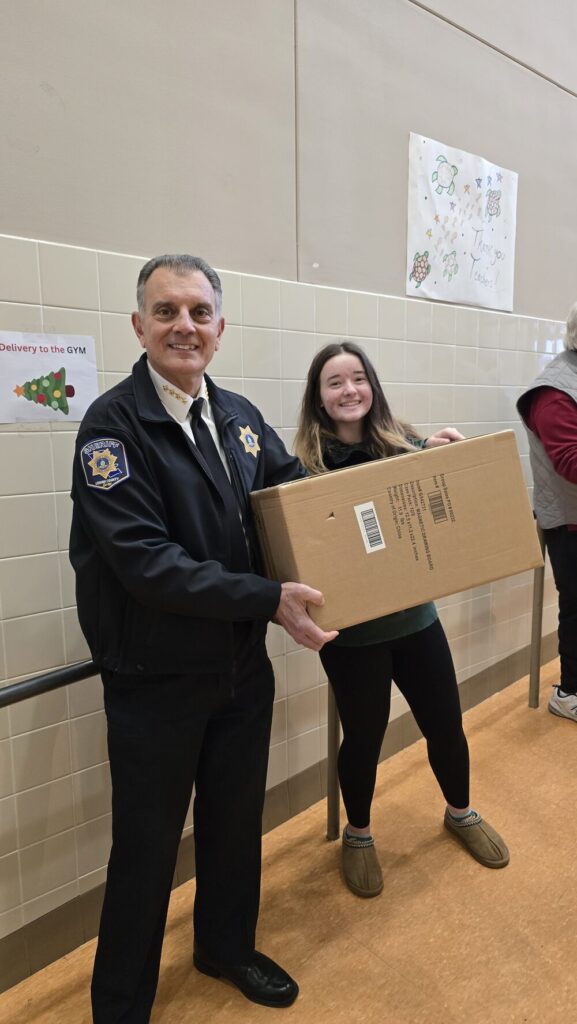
136,254,222,316
566,302,577,352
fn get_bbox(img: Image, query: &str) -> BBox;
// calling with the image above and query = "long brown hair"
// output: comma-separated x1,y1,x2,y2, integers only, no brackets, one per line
294,341,421,474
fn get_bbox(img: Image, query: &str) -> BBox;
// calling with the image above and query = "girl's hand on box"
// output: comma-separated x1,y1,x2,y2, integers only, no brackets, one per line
425,427,465,448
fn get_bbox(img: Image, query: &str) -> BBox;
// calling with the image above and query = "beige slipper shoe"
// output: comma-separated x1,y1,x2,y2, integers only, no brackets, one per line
444,809,509,868
341,828,384,897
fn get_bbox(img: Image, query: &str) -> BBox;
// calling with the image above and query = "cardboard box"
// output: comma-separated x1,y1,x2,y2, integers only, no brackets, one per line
250,431,543,631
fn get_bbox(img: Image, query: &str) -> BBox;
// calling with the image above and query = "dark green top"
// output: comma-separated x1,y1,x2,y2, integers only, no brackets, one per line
322,436,438,647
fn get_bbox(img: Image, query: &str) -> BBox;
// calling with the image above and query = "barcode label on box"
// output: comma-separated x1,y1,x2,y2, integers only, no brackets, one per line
354,501,386,553
427,490,448,523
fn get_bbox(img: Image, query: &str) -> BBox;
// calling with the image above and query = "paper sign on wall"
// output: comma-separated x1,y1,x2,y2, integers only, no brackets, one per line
0,333,99,423
406,133,518,311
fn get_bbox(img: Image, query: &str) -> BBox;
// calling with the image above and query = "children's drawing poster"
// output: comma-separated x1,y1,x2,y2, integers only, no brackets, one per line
0,334,99,423
406,133,518,311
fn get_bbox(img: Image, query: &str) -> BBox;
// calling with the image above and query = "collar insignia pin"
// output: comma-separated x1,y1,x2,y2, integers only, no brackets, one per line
162,384,188,405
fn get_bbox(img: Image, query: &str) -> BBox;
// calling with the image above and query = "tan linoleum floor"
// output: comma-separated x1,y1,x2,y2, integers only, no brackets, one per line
2,660,576,1023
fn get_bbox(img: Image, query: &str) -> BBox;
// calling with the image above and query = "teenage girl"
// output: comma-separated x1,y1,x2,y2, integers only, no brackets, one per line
294,341,509,897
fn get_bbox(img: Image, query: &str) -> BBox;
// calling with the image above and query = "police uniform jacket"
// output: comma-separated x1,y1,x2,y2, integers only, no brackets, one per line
70,354,305,677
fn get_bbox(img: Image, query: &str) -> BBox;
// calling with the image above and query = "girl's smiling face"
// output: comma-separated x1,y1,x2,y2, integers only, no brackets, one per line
319,352,373,442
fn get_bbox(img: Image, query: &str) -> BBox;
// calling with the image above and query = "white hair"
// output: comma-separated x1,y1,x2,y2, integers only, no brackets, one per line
136,255,222,316
566,302,577,351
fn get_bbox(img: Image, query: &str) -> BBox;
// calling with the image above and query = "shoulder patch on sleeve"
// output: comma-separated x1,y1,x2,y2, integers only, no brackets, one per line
80,438,130,490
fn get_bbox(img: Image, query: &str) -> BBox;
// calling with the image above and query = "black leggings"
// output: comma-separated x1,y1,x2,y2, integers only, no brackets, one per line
544,525,577,694
320,619,469,828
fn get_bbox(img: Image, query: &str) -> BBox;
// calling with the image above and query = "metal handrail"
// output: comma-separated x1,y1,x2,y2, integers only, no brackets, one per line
0,539,548,845
1,654,345,843
0,660,96,709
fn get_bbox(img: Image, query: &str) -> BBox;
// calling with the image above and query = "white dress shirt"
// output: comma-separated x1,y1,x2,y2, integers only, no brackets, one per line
147,362,231,480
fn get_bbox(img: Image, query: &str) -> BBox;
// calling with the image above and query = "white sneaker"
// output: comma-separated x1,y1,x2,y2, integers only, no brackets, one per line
548,685,577,723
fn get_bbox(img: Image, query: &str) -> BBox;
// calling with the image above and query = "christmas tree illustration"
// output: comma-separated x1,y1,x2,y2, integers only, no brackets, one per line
14,367,75,415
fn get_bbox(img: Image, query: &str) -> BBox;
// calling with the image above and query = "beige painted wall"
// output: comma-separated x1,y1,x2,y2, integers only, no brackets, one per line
296,0,577,317
1,1,575,311
423,0,577,92
1,0,297,278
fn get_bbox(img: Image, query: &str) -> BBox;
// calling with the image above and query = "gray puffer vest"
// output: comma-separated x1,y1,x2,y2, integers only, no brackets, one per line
517,350,577,528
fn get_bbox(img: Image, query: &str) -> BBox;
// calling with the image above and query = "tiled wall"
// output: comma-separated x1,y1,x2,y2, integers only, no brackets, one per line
0,233,561,940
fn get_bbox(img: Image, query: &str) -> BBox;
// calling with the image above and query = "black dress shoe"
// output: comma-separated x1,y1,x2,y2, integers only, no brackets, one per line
193,945,299,1007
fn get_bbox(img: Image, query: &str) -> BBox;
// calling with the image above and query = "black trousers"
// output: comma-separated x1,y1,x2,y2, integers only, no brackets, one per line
320,619,469,828
91,638,274,1024
544,525,577,694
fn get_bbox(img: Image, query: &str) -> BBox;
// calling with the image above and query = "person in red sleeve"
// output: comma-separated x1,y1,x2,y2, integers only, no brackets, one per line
517,302,577,723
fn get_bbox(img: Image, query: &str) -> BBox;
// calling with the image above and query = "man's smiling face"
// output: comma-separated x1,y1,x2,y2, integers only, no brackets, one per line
131,268,224,396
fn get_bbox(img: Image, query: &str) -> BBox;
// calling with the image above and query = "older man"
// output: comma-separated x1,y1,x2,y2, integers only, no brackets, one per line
70,254,337,1023
517,301,577,723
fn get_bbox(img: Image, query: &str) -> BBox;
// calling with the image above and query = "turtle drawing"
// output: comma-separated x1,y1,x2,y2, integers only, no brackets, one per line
431,154,458,195
409,251,431,288
486,189,501,220
442,250,458,282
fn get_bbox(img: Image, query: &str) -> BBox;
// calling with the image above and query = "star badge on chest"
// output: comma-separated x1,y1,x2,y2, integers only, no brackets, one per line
239,425,261,458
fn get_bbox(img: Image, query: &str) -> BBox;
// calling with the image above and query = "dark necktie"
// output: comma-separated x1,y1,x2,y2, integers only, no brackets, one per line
189,397,250,571
190,397,233,494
